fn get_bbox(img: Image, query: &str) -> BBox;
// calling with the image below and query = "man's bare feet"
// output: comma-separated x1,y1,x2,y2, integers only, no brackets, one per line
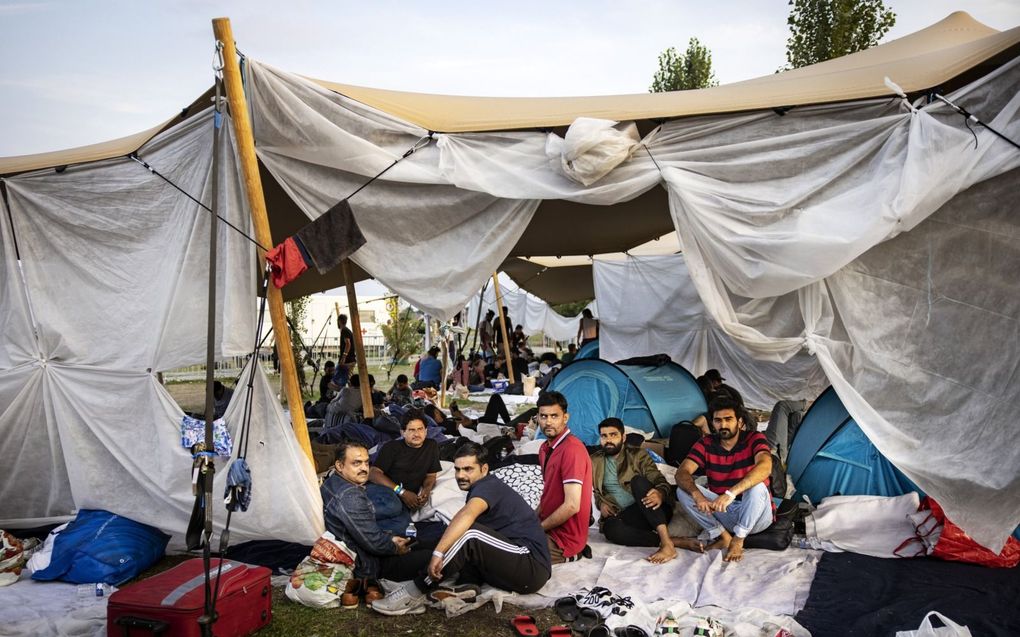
646,544,678,564
670,536,705,553
705,529,732,553
723,536,745,562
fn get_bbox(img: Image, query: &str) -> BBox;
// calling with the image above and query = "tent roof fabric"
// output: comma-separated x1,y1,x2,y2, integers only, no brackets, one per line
305,12,1015,133
3,13,1017,176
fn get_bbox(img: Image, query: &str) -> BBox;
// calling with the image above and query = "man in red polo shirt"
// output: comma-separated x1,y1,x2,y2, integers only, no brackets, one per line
537,391,593,563
675,395,774,563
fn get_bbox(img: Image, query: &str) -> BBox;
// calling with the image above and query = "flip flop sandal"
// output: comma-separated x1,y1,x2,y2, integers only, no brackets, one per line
614,627,650,637
572,608,602,635
510,615,541,637
544,626,572,637
554,596,580,622
588,626,612,637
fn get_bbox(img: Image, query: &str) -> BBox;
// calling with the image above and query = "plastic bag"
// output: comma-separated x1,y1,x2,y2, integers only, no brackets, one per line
285,532,356,608
547,117,640,186
894,611,972,637
920,498,1020,568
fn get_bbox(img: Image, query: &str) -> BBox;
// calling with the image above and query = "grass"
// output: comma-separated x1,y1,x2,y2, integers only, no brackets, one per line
135,554,561,637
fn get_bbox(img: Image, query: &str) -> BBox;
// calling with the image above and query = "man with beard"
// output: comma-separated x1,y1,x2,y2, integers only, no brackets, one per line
592,418,688,564
675,396,774,562
367,408,442,534
371,442,551,616
320,442,433,608
536,391,593,564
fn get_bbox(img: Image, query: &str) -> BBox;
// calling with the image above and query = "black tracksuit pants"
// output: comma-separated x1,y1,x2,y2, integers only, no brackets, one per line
601,475,674,548
414,523,550,595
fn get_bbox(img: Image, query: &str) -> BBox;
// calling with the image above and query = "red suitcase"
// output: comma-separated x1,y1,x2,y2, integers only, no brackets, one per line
107,558,272,636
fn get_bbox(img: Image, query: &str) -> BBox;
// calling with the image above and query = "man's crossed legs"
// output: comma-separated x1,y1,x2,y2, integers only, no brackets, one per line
675,482,773,562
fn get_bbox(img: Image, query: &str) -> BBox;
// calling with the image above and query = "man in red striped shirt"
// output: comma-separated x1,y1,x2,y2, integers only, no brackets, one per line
676,396,774,562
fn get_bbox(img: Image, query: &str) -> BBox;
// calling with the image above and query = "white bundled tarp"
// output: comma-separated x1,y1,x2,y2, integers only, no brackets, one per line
0,110,322,543
465,274,593,343
245,54,1020,548
594,255,827,409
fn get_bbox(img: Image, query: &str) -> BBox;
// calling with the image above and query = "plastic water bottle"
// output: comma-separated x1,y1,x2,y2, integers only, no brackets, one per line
76,583,113,605
405,522,417,540
792,534,810,549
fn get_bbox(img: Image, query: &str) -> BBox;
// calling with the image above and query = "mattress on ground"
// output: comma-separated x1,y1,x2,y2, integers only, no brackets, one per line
795,552,1020,636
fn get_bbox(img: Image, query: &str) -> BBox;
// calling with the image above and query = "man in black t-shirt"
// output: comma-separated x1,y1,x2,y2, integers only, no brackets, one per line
330,314,357,390
367,409,441,535
372,442,551,616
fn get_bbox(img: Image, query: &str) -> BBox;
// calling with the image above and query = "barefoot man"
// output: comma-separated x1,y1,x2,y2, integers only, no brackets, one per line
675,396,774,562
592,418,687,564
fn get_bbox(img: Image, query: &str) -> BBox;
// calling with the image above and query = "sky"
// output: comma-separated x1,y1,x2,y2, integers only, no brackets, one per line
2,0,1019,158
1,0,1017,299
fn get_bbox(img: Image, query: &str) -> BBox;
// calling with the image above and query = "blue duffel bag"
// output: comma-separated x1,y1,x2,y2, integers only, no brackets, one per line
32,509,170,585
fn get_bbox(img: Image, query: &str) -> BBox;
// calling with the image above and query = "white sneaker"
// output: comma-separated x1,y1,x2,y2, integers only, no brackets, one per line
370,581,426,616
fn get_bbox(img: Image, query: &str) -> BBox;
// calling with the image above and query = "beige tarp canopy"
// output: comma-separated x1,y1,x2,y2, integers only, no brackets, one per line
2,11,1018,300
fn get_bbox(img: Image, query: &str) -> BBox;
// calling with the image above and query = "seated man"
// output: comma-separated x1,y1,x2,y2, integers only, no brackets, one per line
592,418,684,564
388,374,412,407
319,361,337,403
326,373,363,424
560,343,577,365
537,391,592,564
371,442,551,615
675,396,774,562
367,374,386,407
212,381,233,419
367,409,441,535
320,442,433,607
415,346,442,389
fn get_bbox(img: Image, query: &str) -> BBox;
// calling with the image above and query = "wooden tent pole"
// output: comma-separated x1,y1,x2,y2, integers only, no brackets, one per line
211,17,312,463
439,323,448,409
341,259,374,419
491,274,515,384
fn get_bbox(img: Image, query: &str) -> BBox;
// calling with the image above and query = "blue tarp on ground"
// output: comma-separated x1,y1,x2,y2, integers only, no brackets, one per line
788,386,919,505
545,358,706,445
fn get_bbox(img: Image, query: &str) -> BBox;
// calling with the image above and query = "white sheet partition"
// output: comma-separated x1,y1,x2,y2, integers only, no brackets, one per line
594,255,828,409
246,62,538,320
465,274,592,343
246,53,1020,549
0,109,321,543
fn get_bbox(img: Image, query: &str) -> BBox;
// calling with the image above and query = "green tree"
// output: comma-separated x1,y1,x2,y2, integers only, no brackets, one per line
552,300,594,318
784,0,896,69
380,307,423,380
649,37,718,93
285,296,311,391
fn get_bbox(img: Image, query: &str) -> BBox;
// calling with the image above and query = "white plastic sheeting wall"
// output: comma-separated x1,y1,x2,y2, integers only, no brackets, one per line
0,110,322,543
465,274,593,344
246,55,1020,549
594,255,828,409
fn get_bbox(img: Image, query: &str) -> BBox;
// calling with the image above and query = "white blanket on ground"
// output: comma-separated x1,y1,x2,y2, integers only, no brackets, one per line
0,575,109,637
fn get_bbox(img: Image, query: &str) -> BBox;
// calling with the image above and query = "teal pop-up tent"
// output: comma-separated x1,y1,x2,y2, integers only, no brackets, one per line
545,358,706,445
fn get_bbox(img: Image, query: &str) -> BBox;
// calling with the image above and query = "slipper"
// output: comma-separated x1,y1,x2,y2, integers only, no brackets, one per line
614,627,650,637
572,608,601,635
510,615,540,637
544,626,572,637
588,626,612,637
554,596,580,622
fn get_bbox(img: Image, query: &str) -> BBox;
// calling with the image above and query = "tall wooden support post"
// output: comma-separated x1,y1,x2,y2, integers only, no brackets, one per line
211,17,312,463
491,274,515,384
341,259,374,419
439,328,449,409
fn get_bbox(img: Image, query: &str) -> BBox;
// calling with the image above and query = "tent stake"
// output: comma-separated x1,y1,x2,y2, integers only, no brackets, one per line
342,259,374,420
492,273,515,384
211,17,313,464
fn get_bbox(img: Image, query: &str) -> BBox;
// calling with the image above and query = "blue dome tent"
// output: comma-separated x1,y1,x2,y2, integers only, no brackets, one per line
787,386,919,505
575,339,600,360
545,358,706,445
